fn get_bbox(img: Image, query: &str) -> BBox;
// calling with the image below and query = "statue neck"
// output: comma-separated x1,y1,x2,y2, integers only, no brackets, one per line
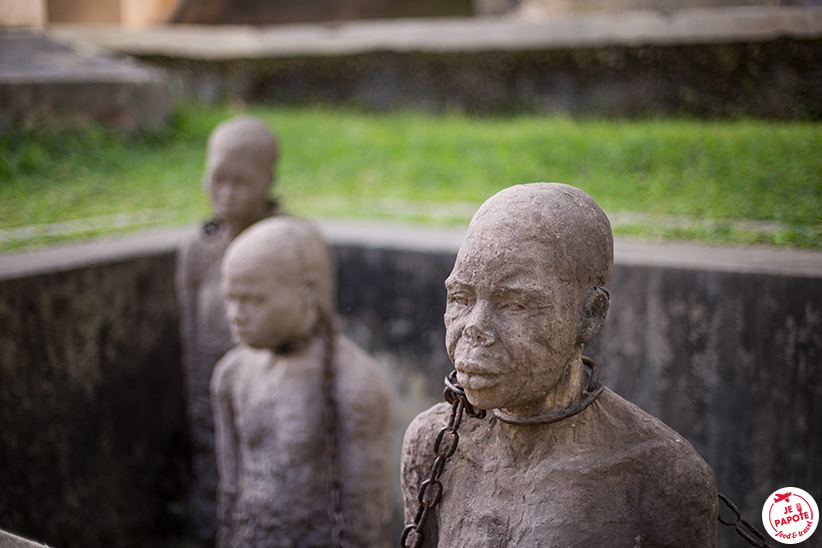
499,350,585,418
221,201,276,241
492,351,604,429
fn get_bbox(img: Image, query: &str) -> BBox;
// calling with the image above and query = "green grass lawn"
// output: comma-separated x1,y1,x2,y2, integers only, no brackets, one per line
1,103,820,251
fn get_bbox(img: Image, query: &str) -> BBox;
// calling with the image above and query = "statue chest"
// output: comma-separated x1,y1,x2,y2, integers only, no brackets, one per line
194,269,232,351
234,363,327,474
433,447,646,547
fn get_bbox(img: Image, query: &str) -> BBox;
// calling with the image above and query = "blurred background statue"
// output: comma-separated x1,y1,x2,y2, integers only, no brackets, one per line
176,115,279,546
213,216,392,547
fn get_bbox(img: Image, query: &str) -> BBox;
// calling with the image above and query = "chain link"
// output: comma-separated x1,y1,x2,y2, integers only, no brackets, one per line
401,371,486,548
718,492,775,548
319,307,350,548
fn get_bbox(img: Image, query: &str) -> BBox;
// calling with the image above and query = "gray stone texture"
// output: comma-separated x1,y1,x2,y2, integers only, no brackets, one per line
50,7,822,119
0,31,169,133
0,223,820,547
591,263,822,547
0,250,187,548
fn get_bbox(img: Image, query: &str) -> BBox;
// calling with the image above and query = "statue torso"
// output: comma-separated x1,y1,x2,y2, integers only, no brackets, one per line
216,337,393,548
403,389,718,548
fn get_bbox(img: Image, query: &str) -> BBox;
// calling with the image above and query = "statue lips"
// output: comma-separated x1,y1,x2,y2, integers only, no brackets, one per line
455,359,502,390
230,321,251,342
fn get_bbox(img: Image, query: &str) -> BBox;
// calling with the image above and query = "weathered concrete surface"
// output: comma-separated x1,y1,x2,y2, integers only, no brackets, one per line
590,261,822,532
0,222,820,547
0,242,188,548
49,7,822,118
0,30,170,133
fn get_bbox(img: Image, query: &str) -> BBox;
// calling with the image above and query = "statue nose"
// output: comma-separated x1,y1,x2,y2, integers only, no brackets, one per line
464,323,495,347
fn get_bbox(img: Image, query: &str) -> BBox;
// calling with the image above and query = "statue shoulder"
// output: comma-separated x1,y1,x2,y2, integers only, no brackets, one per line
403,402,453,449
210,345,252,394
177,230,225,279
335,335,391,401
596,389,711,465
592,388,717,499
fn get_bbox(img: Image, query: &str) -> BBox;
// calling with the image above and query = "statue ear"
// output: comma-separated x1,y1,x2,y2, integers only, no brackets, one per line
577,286,610,345
299,272,318,304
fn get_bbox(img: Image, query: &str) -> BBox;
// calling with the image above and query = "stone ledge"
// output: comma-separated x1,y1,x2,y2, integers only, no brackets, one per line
48,6,822,60
1,221,820,281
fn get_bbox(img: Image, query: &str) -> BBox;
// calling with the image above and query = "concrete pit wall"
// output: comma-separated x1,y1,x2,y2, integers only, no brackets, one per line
0,226,820,547
0,247,188,548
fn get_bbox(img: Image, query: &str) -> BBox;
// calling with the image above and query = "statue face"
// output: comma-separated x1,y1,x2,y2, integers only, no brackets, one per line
222,258,315,350
205,147,270,224
445,231,583,414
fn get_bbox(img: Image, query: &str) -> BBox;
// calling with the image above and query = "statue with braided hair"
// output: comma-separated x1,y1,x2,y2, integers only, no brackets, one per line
212,216,392,547
401,183,718,547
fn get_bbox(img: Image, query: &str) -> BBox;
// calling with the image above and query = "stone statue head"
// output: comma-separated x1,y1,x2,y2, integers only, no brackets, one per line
444,183,613,414
203,116,279,226
221,216,335,350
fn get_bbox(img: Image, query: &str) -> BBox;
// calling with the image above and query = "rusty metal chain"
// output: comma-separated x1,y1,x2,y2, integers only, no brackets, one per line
718,492,775,548
318,307,350,548
401,371,486,548
490,356,604,426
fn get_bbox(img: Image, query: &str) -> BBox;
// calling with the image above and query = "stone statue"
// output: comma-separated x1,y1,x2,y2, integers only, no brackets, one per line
212,216,392,548
175,115,279,545
401,183,718,547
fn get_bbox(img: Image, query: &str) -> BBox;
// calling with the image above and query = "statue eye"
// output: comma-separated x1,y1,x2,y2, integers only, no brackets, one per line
447,291,474,307
501,301,527,312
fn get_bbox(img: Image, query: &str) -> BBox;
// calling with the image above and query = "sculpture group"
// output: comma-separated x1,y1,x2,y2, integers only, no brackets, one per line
176,117,719,547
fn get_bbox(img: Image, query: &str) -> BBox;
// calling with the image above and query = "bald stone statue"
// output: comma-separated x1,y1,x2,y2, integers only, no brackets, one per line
401,183,717,547
212,216,392,548
175,115,280,545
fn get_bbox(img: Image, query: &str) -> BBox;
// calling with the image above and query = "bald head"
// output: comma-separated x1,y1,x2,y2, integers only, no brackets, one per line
467,183,613,288
204,116,279,226
221,217,335,348
445,183,613,413
223,216,335,311
207,116,279,174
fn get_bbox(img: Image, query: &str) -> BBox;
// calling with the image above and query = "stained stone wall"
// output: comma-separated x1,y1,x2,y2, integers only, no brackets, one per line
155,38,822,120
0,231,819,547
589,266,821,548
0,252,188,548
